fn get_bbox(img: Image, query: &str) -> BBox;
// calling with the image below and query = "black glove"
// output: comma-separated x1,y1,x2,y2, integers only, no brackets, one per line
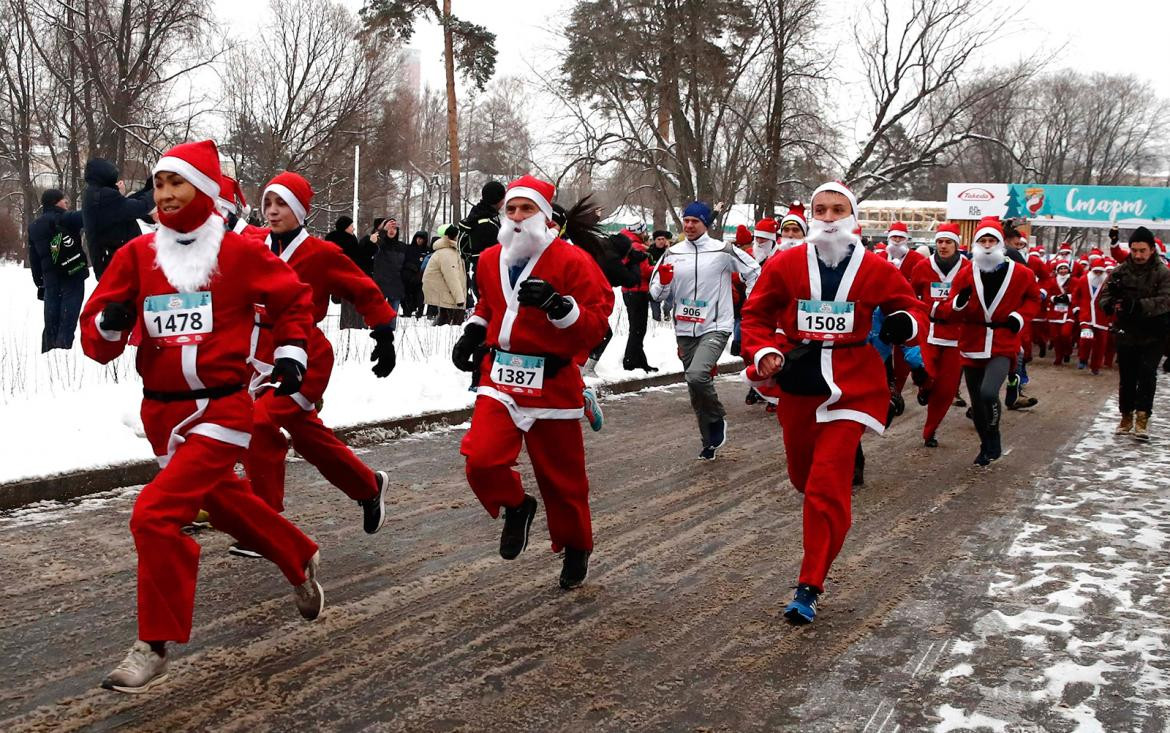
99,301,135,331
910,366,931,387
1109,226,1119,245
954,286,973,310
452,322,487,372
878,311,915,345
1052,293,1071,306
271,357,306,396
517,278,573,320
36,286,44,301
369,326,396,378
1006,316,1022,334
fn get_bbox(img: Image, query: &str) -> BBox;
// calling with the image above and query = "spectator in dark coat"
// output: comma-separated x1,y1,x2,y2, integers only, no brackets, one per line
81,158,154,278
402,229,430,317
28,189,88,351
324,215,370,330
456,181,505,298
371,217,407,326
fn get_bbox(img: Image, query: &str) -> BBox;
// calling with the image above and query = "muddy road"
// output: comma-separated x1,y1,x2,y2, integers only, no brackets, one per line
0,364,1111,731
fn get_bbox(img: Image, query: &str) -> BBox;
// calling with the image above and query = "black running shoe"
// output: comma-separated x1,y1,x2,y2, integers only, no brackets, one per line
973,450,992,467
924,436,939,448
954,396,967,408
745,388,764,406
359,471,388,535
698,446,716,461
559,548,591,589
499,495,537,560
228,543,263,559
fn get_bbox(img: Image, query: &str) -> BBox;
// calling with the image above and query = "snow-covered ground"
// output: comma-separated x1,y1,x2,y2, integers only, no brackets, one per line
0,263,733,483
927,391,1170,731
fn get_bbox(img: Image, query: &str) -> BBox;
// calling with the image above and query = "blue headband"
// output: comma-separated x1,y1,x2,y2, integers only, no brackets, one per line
682,201,713,227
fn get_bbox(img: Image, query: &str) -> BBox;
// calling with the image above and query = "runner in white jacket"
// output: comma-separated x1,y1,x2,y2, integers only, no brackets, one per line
650,201,760,459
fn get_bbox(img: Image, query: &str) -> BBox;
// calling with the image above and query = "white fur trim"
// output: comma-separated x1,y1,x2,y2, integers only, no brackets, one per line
476,386,584,431
264,183,307,224
188,423,251,448
96,312,123,342
811,181,858,215
504,186,553,220
548,296,580,328
779,214,807,234
467,314,488,329
753,347,784,371
274,344,308,368
153,156,220,201
935,231,961,244
753,229,777,241
973,226,1004,244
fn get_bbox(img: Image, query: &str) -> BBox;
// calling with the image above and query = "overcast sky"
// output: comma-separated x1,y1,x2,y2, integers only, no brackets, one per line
217,0,1170,131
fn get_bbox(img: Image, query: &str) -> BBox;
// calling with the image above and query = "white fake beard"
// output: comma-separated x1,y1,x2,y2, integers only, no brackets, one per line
972,243,1006,273
152,213,224,293
1088,271,1106,288
1056,273,1070,288
807,215,857,267
886,241,909,261
778,237,802,251
754,240,775,263
499,212,555,266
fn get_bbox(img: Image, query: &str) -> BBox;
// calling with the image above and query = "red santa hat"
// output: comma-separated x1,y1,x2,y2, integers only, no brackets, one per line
874,242,887,252
779,202,807,234
1057,241,1073,254
217,174,247,215
504,174,555,220
264,172,313,225
734,224,753,246
1104,258,1118,270
152,140,222,201
973,216,1004,244
1052,259,1071,272
934,222,961,244
753,218,778,241
811,181,858,215
1089,256,1106,272
886,221,909,239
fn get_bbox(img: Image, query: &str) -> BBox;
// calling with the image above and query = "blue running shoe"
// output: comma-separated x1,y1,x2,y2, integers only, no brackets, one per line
784,584,820,625
582,388,604,432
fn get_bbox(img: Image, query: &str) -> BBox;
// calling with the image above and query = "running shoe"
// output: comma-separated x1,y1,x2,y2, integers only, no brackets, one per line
500,494,537,560
1005,374,1020,407
583,388,604,432
708,418,728,450
359,471,388,535
294,551,324,621
101,641,167,694
924,435,939,448
698,446,716,461
559,548,591,590
745,388,764,406
784,584,820,625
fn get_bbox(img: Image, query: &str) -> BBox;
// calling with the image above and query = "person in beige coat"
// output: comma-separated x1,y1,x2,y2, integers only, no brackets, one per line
423,226,467,325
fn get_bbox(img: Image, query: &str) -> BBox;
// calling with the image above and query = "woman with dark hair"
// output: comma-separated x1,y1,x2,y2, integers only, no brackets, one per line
324,216,367,329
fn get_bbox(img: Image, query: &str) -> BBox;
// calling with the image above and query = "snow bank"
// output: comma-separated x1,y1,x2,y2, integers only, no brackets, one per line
0,264,739,483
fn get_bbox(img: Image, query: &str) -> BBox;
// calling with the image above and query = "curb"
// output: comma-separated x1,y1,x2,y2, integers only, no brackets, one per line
0,363,742,511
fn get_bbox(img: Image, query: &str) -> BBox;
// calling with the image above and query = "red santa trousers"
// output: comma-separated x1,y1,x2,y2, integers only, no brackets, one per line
921,344,963,441
132,434,317,643
777,394,865,591
1051,322,1075,365
461,397,592,552
248,391,378,513
1030,320,1049,354
1019,321,1036,362
1078,328,1109,372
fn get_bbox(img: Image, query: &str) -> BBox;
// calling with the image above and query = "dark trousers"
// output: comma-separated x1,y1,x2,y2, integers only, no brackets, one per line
1117,342,1162,414
433,307,465,326
41,271,86,351
963,356,1012,446
622,291,650,368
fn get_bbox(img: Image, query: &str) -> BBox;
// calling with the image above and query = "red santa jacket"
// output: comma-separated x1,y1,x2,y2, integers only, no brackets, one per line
81,228,315,460
740,243,927,434
230,219,270,242
621,240,653,294
253,230,396,404
935,260,1042,362
1072,274,1114,331
1043,274,1079,324
910,254,970,347
891,248,926,283
470,236,614,427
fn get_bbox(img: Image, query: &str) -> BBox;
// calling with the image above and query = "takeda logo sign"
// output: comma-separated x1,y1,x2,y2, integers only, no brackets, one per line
956,187,996,202
946,183,1008,220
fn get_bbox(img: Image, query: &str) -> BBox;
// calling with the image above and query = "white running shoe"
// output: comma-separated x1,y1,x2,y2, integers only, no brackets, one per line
294,551,324,620
101,641,168,693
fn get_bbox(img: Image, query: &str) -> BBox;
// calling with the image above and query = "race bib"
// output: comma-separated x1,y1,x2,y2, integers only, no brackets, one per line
143,292,213,346
929,282,951,300
491,350,545,396
677,298,709,324
1053,304,1069,313
796,300,856,341
1080,327,1094,340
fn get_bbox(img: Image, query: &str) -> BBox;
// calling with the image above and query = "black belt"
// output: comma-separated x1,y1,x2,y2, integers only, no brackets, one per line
143,384,244,402
815,339,870,349
255,322,274,330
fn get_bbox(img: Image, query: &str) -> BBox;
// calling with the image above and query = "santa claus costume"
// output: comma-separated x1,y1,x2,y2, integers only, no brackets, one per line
1026,245,1051,356
1072,256,1114,375
243,172,398,546
741,181,926,624
1044,259,1078,365
909,222,970,447
883,221,927,393
451,176,614,589
777,202,808,253
81,141,324,693
215,174,269,241
619,226,656,372
744,217,784,410
935,217,1041,466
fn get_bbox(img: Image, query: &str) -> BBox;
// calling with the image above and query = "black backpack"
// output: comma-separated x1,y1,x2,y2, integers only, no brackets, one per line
50,219,88,276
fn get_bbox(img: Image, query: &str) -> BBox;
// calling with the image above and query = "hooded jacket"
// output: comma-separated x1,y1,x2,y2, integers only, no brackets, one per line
81,158,154,277
422,235,467,309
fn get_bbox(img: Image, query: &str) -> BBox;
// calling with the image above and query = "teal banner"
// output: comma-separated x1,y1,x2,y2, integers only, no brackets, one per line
1005,183,1170,224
